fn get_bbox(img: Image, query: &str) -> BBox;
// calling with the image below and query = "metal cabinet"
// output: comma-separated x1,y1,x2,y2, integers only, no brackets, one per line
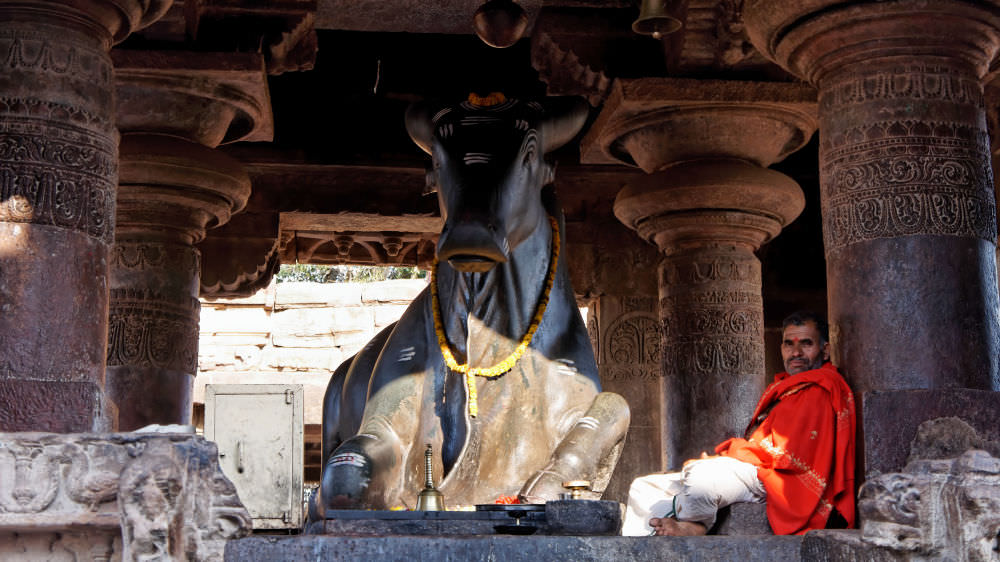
205,384,303,529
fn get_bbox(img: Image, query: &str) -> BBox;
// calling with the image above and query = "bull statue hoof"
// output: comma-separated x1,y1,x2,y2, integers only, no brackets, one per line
315,94,630,514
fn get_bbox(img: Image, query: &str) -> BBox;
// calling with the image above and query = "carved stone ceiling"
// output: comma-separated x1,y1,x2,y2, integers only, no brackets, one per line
120,0,821,300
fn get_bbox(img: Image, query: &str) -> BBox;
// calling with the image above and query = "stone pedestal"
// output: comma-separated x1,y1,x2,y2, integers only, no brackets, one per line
108,52,269,430
0,432,250,560
582,78,816,467
744,0,1000,396
0,0,169,432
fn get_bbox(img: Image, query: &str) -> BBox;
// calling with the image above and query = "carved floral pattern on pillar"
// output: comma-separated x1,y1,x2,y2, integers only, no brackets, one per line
603,310,661,381
106,289,200,373
744,0,1000,395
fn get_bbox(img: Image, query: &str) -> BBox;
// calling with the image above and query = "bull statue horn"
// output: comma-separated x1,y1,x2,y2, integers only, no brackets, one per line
539,97,589,154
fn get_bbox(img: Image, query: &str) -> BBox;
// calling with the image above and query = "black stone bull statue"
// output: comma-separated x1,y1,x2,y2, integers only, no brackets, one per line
316,94,630,512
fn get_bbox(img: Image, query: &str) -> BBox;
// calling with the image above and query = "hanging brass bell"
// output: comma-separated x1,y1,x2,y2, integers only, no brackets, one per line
415,444,445,511
632,0,682,39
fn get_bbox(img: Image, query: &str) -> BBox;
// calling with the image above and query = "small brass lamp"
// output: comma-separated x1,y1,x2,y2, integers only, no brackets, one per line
415,444,445,511
632,0,683,39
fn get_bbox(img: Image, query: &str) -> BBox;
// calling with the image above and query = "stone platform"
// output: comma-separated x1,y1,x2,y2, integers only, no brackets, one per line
225,535,805,561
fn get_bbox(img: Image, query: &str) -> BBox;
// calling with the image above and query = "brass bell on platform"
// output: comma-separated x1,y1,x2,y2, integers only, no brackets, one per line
415,444,445,511
632,0,682,39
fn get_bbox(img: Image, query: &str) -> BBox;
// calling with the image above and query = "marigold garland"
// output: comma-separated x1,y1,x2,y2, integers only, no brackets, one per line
431,215,560,418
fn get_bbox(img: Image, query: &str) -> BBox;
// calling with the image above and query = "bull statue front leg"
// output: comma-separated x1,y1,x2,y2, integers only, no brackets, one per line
319,373,422,510
520,392,631,502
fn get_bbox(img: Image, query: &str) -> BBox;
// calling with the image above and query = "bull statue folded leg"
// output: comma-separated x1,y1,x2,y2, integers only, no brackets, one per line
316,94,630,513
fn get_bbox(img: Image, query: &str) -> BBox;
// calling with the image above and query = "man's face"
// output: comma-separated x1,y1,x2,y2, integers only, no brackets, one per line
781,321,829,375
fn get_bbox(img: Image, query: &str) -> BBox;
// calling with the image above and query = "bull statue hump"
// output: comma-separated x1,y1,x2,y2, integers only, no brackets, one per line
316,94,630,512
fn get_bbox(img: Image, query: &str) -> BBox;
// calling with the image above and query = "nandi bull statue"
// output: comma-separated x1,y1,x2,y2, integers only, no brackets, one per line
316,93,630,513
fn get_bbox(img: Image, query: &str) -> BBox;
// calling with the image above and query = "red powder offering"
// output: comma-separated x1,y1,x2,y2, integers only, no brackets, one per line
494,495,519,504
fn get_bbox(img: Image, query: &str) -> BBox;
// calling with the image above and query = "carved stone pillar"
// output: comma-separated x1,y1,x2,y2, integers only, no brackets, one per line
745,0,1000,395
582,78,816,467
108,51,269,429
0,0,169,432
745,1,1000,474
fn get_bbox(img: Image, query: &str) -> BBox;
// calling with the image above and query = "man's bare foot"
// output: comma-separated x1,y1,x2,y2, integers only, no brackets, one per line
649,517,707,536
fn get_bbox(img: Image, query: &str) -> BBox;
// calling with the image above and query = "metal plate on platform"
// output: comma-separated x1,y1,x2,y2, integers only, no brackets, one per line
474,504,545,512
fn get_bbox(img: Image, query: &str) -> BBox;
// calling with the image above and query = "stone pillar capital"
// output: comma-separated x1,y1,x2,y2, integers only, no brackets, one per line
113,50,273,147
581,78,817,172
614,159,805,254
117,133,250,244
744,0,1000,85
0,0,171,46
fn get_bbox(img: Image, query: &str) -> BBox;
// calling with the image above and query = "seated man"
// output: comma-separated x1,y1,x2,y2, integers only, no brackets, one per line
621,311,856,536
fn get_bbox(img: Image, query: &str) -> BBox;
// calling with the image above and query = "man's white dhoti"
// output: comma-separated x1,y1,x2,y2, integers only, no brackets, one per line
621,456,766,536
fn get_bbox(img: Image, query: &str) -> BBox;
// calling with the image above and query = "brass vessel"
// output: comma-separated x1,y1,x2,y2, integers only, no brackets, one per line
562,480,592,500
415,444,445,511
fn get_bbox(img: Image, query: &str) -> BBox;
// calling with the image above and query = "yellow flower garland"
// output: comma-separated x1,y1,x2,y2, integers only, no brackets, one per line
431,215,560,418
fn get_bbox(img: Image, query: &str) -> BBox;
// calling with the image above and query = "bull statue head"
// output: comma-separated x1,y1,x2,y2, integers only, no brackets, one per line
406,94,589,273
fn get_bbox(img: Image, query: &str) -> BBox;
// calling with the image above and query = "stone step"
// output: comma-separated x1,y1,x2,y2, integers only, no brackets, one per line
225,535,804,561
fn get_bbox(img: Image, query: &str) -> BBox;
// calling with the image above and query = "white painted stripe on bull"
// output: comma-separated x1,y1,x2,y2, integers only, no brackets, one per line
556,359,577,376
398,346,416,362
461,116,502,123
438,123,453,138
432,108,453,123
515,119,529,131
329,452,367,468
576,416,600,430
464,153,492,165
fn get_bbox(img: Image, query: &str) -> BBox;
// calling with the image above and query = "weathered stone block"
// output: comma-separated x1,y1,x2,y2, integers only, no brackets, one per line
272,308,336,347
360,279,426,303
0,433,249,561
226,535,803,561
711,502,772,536
862,389,1000,476
331,306,375,332
333,330,375,350
805,419,1000,561
201,333,271,348
200,307,271,334
275,282,363,308
261,347,341,372
374,304,409,327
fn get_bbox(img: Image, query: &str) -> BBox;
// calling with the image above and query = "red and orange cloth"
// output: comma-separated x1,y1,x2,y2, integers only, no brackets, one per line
715,362,856,535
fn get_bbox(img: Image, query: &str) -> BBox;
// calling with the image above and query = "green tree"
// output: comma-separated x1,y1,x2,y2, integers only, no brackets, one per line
275,264,426,283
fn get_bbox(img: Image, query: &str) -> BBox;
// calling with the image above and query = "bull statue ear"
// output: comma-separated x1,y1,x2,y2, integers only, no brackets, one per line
539,97,590,155
405,102,435,155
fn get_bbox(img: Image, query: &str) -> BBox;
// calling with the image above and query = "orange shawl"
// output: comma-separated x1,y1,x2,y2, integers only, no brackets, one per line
715,362,856,535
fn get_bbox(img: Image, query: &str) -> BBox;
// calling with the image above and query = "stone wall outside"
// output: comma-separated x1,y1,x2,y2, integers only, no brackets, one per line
195,279,428,424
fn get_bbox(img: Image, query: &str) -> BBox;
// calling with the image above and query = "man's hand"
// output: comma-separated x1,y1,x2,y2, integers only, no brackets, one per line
648,517,707,536
682,451,717,468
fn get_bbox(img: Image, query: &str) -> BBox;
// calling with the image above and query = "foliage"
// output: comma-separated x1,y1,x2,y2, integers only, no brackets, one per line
275,264,427,283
